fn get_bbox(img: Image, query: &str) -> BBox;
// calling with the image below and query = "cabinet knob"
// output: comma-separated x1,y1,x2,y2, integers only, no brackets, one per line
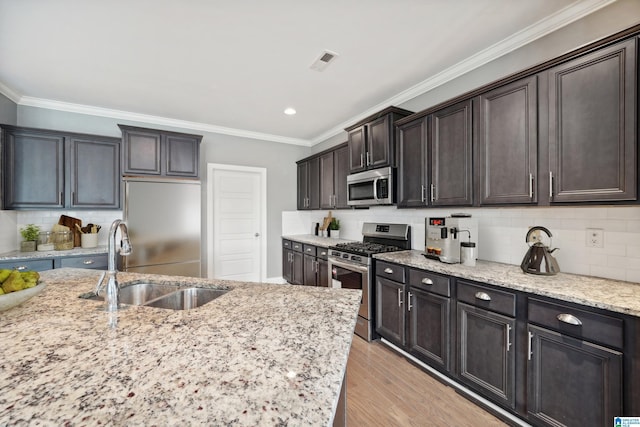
474,291,491,301
557,313,582,326
421,278,433,285
384,267,393,274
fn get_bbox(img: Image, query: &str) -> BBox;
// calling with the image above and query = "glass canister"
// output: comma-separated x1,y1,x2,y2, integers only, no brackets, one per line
54,231,74,250
37,231,55,251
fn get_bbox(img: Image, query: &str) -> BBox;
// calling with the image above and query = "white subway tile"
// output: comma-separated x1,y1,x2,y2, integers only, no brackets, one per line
590,265,626,281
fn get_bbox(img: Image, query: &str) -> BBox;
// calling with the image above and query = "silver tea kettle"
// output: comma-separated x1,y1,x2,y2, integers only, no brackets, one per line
520,226,560,275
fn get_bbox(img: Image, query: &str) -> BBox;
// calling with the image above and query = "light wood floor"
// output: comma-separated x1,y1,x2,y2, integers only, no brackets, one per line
345,337,508,427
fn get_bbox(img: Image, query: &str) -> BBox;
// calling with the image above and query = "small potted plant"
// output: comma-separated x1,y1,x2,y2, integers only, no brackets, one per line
328,218,340,239
20,224,41,252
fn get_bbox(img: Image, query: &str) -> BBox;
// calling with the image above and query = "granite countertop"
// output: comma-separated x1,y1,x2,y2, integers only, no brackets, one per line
0,269,361,426
282,235,355,248
0,246,108,261
375,250,640,317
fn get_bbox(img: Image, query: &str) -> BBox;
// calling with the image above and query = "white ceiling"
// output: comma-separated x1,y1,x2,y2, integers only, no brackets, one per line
0,0,613,146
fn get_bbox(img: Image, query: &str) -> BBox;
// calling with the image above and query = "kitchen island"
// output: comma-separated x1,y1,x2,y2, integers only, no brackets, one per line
0,268,361,426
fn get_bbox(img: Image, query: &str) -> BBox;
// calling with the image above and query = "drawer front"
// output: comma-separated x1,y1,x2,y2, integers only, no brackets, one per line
60,255,108,270
528,298,623,349
376,261,406,283
291,241,303,252
457,280,516,317
282,239,292,249
316,247,329,261
0,259,54,272
303,244,317,257
408,268,450,297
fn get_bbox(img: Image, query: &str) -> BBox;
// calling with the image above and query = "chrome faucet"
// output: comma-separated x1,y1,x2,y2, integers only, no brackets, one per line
96,219,132,311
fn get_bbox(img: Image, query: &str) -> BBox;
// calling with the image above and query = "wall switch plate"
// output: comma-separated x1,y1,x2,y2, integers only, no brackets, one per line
586,228,604,248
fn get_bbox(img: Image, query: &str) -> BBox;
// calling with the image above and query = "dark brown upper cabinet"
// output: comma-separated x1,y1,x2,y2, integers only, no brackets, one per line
297,157,319,210
396,99,472,208
319,143,349,209
476,75,538,205
546,38,637,203
1,125,120,210
346,107,413,173
119,125,202,179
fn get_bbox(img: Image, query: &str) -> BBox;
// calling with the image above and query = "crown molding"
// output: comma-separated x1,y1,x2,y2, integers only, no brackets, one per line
310,0,616,145
0,81,22,104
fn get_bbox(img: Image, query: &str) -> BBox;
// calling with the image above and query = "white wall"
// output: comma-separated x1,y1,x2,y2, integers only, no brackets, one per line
283,206,640,284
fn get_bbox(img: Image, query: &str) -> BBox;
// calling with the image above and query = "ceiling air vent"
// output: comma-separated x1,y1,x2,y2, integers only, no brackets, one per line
310,50,339,72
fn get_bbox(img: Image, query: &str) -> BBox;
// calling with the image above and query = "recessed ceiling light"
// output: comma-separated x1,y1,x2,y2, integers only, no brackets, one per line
284,107,296,115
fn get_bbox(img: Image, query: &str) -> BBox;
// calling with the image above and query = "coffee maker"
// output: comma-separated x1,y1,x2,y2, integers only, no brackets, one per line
425,215,478,264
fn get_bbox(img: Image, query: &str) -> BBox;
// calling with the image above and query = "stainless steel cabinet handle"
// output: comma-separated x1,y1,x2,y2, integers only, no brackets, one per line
384,267,393,274
549,171,554,198
421,278,433,285
366,151,371,166
430,184,435,202
320,251,327,256
360,153,364,168
59,192,63,205
506,324,512,352
420,185,425,203
527,331,534,361
407,292,413,311
15,265,28,271
306,248,312,252
557,313,582,326
475,291,491,301
82,260,95,265
529,173,534,199
72,191,76,205
397,288,403,307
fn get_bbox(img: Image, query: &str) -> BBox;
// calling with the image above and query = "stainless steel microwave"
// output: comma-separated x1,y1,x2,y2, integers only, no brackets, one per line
347,167,395,206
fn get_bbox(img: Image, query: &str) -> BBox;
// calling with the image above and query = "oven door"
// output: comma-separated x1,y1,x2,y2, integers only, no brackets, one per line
328,257,370,320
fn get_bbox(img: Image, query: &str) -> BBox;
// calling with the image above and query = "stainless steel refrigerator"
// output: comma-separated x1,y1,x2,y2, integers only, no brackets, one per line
123,178,201,277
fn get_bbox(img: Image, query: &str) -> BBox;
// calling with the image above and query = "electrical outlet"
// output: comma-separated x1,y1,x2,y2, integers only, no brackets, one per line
586,228,604,248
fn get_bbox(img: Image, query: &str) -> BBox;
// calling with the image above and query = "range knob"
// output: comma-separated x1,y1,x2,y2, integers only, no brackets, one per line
351,255,362,262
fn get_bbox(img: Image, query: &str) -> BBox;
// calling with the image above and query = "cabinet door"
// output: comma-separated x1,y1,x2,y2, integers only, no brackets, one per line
548,38,636,202
457,302,516,408
477,76,538,205
303,254,317,286
317,258,329,287
165,134,200,178
282,248,293,283
122,127,162,175
367,115,391,169
297,162,309,210
319,151,335,209
375,277,406,347
291,251,304,285
333,145,350,209
527,324,622,427
397,117,428,208
307,157,320,210
431,100,473,206
69,137,120,209
408,287,450,371
348,126,366,173
3,129,65,209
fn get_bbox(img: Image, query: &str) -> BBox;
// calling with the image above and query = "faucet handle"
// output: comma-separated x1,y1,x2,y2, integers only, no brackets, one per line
95,271,106,296
120,238,132,256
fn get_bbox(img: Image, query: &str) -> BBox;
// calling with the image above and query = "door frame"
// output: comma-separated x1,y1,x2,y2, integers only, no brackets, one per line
206,163,267,281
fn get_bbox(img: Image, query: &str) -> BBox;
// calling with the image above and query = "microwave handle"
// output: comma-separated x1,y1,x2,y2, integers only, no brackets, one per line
373,177,379,201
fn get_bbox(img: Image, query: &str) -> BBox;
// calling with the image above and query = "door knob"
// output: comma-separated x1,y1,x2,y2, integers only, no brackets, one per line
255,233,260,237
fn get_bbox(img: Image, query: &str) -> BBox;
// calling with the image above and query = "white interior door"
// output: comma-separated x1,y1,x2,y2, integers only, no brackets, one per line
207,164,266,281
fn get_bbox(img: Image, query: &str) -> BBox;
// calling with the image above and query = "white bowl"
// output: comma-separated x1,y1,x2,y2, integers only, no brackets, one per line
0,283,46,312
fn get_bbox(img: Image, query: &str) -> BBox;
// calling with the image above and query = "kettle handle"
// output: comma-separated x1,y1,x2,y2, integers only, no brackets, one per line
526,226,552,243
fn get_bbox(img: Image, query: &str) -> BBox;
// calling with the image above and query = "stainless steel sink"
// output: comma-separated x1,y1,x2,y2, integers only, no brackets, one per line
80,283,227,310
143,288,228,310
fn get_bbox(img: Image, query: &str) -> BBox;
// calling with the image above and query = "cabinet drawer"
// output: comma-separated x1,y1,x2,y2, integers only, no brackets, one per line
59,255,108,270
291,241,303,252
376,261,405,283
282,239,292,249
457,280,515,317
303,244,317,256
528,298,623,349
0,259,53,272
316,247,329,260
408,269,450,297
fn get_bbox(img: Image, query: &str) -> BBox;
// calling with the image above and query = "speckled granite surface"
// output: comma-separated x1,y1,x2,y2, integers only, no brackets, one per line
282,235,355,248
375,250,640,317
0,268,361,426
0,246,107,261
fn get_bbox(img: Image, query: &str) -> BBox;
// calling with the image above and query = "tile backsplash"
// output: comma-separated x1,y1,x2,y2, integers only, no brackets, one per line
283,205,640,284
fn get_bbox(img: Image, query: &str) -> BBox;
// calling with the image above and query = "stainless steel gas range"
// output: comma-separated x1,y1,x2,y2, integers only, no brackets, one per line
328,223,411,341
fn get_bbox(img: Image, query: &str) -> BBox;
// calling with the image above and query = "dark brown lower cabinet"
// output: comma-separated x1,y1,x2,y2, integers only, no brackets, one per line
408,287,450,371
318,258,329,287
283,248,303,285
457,302,516,409
303,254,317,286
527,324,622,427
375,276,405,347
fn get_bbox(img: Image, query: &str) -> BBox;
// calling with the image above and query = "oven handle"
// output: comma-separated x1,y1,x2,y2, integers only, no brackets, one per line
329,257,369,274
